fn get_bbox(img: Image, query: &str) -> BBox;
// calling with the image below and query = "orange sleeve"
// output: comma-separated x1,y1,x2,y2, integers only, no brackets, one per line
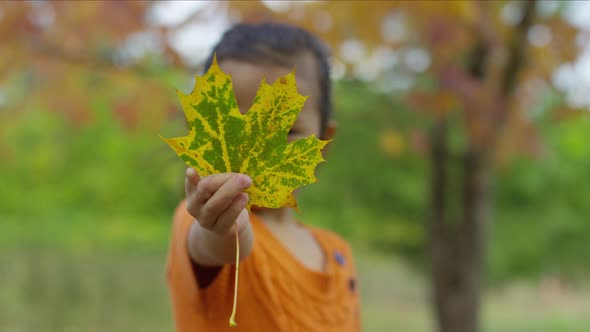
166,200,236,331
165,200,200,331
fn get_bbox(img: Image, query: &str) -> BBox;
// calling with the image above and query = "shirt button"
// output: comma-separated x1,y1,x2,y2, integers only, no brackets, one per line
349,278,356,293
334,251,346,266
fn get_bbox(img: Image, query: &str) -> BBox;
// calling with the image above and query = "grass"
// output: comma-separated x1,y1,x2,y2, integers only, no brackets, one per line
1,216,590,332
357,254,590,332
0,248,172,332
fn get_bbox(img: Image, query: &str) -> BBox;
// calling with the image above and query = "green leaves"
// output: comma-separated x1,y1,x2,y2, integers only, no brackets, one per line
161,57,330,210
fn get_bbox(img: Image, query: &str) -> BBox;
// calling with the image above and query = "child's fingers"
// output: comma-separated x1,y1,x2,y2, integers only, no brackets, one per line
234,209,250,234
199,175,252,229
195,173,238,205
187,173,239,226
212,193,249,234
185,168,201,196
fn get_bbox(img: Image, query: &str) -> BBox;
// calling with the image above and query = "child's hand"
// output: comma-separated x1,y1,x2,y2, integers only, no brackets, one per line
185,167,251,236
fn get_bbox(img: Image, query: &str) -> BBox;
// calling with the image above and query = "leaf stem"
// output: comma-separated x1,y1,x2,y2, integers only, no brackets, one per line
229,225,239,327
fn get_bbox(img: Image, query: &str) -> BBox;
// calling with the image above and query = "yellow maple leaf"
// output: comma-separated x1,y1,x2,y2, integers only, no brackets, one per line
161,57,330,211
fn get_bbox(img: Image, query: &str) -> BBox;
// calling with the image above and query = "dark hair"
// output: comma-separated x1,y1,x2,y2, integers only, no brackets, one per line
204,23,332,138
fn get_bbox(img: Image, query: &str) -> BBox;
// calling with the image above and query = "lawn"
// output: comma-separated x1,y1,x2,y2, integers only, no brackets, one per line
1,216,589,332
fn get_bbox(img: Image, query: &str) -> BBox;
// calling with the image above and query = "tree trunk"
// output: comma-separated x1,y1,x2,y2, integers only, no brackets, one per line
429,119,490,332
426,1,536,331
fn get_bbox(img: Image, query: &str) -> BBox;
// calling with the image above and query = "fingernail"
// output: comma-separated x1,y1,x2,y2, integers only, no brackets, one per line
186,168,195,177
243,175,252,187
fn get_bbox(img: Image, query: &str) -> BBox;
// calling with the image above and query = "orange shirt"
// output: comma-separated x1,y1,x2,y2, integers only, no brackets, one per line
166,200,361,332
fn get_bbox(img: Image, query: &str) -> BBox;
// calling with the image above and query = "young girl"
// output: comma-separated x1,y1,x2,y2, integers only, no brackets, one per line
166,23,361,332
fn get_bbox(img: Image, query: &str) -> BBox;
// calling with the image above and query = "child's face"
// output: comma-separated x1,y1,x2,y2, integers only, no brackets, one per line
219,53,323,143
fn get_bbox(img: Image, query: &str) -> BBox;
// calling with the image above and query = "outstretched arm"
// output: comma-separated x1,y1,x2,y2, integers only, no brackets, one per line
184,167,254,266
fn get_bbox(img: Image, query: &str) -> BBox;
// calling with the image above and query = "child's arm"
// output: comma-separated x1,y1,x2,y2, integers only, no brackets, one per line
184,167,254,266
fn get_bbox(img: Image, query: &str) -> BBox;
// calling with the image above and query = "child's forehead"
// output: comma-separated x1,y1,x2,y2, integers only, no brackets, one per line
218,54,322,132
219,53,320,99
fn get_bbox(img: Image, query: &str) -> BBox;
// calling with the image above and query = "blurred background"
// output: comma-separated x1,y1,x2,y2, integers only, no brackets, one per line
1,1,589,332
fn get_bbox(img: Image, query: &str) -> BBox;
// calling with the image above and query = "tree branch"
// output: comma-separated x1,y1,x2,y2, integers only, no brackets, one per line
25,37,186,78
500,0,537,98
485,0,537,149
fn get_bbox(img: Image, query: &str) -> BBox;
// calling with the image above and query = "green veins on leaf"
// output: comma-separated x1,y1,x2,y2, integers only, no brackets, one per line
160,56,330,210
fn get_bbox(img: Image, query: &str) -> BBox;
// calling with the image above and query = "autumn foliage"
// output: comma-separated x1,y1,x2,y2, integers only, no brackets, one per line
1,1,588,332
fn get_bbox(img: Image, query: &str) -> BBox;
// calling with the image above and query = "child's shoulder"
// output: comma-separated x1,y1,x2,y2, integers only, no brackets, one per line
311,226,350,245
308,225,355,257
